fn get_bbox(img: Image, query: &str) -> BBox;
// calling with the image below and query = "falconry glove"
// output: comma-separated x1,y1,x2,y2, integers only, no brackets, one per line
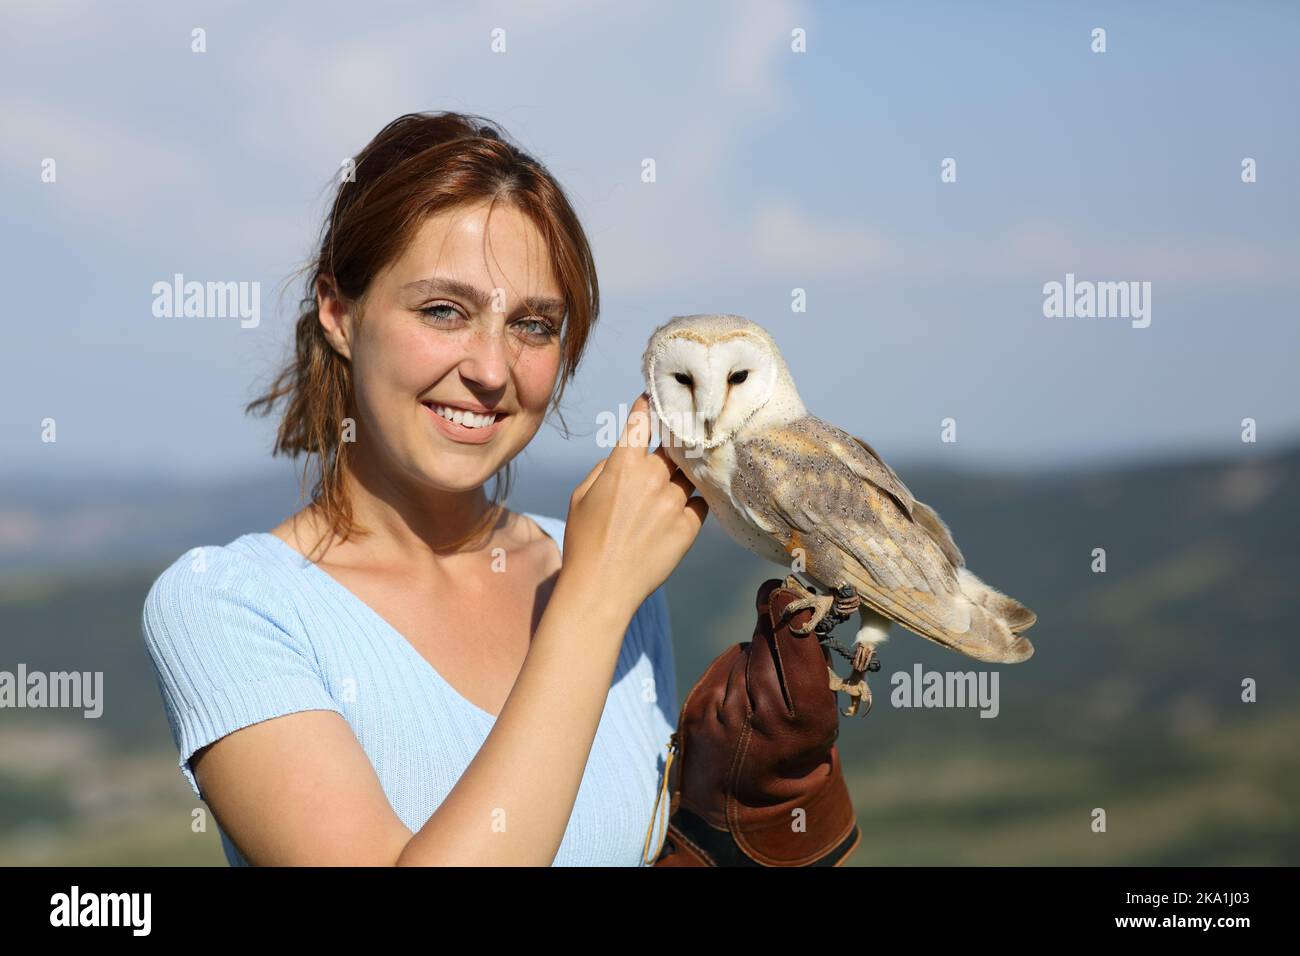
644,577,862,866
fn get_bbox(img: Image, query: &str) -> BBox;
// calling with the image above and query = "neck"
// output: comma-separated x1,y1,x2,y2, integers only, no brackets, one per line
306,443,506,566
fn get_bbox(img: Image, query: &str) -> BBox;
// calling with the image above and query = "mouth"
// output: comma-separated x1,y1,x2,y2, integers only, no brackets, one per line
421,401,510,444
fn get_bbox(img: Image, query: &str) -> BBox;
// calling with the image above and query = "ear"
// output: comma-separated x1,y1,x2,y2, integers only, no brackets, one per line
317,275,355,361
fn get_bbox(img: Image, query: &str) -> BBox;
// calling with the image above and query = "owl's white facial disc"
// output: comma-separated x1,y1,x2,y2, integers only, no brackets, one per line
647,333,777,450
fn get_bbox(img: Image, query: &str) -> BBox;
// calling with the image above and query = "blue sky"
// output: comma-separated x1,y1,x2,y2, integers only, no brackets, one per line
3,0,1297,480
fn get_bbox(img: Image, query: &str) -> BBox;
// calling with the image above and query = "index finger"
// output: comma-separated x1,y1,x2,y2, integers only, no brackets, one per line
613,391,655,457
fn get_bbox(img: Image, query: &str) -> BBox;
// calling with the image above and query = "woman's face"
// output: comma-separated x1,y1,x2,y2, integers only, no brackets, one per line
323,200,565,496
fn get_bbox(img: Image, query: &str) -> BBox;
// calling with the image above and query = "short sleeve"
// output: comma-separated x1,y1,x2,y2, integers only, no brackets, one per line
646,585,678,717
140,547,343,799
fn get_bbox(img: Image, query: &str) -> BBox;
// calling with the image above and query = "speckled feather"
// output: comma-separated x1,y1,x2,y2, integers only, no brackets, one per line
731,417,975,644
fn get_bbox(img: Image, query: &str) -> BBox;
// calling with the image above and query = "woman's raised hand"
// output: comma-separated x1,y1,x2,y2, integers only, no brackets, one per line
561,392,709,623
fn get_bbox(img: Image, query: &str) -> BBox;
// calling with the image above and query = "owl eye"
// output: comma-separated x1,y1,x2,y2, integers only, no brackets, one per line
674,372,693,386
728,369,749,385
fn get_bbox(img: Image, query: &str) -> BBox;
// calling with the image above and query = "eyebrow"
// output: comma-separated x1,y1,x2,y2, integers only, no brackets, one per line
400,277,566,319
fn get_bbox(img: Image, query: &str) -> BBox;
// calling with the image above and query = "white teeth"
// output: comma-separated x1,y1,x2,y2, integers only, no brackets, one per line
429,404,498,429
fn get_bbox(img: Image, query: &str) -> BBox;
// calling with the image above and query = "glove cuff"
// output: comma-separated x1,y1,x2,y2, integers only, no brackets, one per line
663,805,862,867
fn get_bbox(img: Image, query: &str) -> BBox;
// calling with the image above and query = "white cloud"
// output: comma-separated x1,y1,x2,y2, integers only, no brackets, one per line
721,0,802,99
744,204,1300,287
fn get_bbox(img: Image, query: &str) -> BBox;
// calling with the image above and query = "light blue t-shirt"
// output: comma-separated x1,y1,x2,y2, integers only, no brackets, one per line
139,512,678,866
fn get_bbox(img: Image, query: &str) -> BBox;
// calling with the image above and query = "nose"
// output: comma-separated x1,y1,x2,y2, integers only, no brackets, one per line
458,325,511,393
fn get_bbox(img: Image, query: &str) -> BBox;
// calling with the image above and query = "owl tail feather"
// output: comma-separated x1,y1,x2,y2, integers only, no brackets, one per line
833,562,1037,664
959,602,1035,663
956,568,1036,632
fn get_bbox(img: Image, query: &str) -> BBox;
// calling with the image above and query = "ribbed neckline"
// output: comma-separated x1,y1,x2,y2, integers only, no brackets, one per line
241,511,563,723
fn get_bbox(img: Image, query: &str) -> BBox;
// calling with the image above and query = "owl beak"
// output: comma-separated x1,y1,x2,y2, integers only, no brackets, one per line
702,417,716,440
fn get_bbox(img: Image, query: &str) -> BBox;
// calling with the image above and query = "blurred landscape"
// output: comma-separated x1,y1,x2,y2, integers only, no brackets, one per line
0,442,1296,865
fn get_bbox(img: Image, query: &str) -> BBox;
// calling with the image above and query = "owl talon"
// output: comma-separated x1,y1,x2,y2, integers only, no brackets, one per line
827,664,873,718
827,645,877,718
780,578,862,636
780,577,836,634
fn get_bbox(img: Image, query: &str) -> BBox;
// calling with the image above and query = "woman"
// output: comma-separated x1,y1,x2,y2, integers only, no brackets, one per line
140,111,707,866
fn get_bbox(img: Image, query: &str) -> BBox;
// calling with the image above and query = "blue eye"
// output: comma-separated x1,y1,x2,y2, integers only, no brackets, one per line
417,302,557,344
418,303,463,323
515,317,559,341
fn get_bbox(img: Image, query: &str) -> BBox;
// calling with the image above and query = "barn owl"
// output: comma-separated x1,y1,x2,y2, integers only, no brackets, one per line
641,313,1037,667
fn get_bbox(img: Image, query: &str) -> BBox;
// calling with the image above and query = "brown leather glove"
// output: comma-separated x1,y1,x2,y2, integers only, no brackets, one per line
647,578,861,866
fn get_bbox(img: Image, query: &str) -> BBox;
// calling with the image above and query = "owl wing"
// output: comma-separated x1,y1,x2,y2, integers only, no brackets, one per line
731,418,974,645
843,432,965,569
838,432,915,518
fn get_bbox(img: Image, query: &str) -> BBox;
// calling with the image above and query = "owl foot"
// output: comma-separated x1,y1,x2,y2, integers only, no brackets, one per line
780,577,835,634
828,643,877,718
780,578,862,636
829,585,861,621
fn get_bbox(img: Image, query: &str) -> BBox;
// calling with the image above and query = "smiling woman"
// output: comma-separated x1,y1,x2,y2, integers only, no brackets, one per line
245,112,600,558
138,111,709,866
